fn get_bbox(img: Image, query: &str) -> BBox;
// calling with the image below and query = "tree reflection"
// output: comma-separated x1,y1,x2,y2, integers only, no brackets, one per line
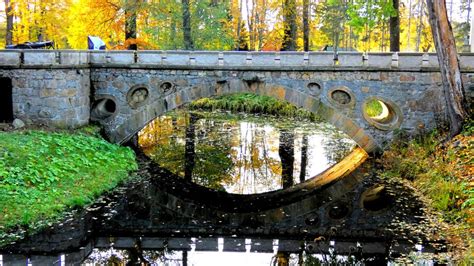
321,131,355,165
184,113,198,181
299,134,308,183
138,110,356,194
279,129,295,189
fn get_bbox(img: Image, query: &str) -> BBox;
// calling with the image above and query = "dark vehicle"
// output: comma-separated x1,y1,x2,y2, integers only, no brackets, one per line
6,41,54,49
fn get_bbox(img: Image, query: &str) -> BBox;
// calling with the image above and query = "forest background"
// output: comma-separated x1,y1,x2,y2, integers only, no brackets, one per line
0,0,472,52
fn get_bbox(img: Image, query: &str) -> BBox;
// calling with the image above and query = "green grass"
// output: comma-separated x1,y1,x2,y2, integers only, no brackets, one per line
364,99,383,117
380,120,474,261
0,130,137,246
188,93,321,121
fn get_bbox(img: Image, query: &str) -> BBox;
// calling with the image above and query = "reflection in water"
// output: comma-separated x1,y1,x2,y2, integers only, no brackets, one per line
138,110,356,194
81,237,392,266
0,152,445,265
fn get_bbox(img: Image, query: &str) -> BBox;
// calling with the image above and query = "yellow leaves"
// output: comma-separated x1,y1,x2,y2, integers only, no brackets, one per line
10,0,71,46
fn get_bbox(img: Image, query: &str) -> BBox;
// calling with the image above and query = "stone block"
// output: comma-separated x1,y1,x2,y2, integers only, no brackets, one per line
223,238,246,252
398,53,423,69
280,52,305,66
165,52,191,65
252,52,277,66
90,51,107,64
193,51,220,66
459,54,474,70
222,51,248,66
0,51,21,66
108,51,135,64
138,51,163,64
308,52,333,67
60,51,89,65
338,52,363,67
195,238,218,251
23,51,57,65
39,88,57,98
366,53,392,68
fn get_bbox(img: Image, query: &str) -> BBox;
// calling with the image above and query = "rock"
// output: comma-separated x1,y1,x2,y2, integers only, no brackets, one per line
12,118,25,129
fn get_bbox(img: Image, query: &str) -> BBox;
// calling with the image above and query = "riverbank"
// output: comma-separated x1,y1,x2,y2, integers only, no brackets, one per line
0,127,137,246
379,120,474,262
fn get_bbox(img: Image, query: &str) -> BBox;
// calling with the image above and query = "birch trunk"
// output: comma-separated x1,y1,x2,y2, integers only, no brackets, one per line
426,0,468,137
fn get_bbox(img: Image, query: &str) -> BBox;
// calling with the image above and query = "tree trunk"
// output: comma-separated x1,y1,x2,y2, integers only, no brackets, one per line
182,0,194,50
184,113,198,181
246,0,254,50
303,0,309,51
407,0,413,48
279,129,294,189
299,134,308,183
390,0,400,51
415,0,424,52
426,0,468,137
236,0,242,50
5,0,13,45
125,1,138,50
281,0,297,51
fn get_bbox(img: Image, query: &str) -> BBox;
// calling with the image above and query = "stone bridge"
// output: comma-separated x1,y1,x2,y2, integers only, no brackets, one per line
1,50,474,152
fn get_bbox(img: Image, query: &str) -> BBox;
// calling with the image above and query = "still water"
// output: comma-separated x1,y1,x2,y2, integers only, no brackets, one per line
138,110,356,194
0,110,446,265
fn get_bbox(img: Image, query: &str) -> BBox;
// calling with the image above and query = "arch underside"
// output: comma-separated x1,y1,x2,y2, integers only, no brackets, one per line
100,80,379,153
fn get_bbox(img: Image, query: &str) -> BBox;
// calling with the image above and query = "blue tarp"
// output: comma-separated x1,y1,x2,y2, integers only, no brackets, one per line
88,36,106,50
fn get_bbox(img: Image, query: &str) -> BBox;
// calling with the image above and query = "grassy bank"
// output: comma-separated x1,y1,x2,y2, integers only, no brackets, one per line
380,120,473,261
189,92,321,121
0,129,137,246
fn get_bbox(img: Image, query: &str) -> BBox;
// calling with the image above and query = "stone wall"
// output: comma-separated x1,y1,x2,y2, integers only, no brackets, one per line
0,50,472,151
90,68,450,152
0,68,90,128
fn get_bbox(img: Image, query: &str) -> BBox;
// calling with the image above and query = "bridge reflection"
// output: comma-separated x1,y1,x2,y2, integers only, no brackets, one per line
0,152,445,264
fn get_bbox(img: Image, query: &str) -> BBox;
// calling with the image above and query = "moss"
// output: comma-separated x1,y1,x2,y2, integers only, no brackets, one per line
364,99,383,117
188,92,321,121
0,130,137,246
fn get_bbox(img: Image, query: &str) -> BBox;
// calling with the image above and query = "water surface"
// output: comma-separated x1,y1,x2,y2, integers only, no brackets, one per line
139,110,356,194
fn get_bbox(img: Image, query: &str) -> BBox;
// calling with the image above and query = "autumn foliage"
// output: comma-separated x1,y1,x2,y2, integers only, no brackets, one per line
4,0,465,51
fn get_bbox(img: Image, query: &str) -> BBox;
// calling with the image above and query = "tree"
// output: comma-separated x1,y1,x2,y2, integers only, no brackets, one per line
5,0,13,45
279,129,294,189
125,0,138,50
299,134,308,183
426,0,468,137
302,0,309,51
182,0,194,49
281,0,297,50
238,21,250,50
184,113,197,180
389,0,400,51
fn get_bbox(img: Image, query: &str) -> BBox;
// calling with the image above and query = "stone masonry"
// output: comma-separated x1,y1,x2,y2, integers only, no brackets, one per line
0,68,90,128
1,50,473,152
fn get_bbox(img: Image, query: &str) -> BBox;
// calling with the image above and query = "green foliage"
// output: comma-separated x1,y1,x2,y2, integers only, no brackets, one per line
189,93,321,121
364,99,383,117
0,130,137,246
316,0,348,47
380,122,473,224
145,0,234,50
380,122,474,261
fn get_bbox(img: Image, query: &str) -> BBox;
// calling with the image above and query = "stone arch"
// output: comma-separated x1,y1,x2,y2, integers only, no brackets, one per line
102,80,378,153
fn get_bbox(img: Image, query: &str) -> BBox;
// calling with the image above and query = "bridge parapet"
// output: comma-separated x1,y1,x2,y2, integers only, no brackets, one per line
1,50,474,70
1,50,473,151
